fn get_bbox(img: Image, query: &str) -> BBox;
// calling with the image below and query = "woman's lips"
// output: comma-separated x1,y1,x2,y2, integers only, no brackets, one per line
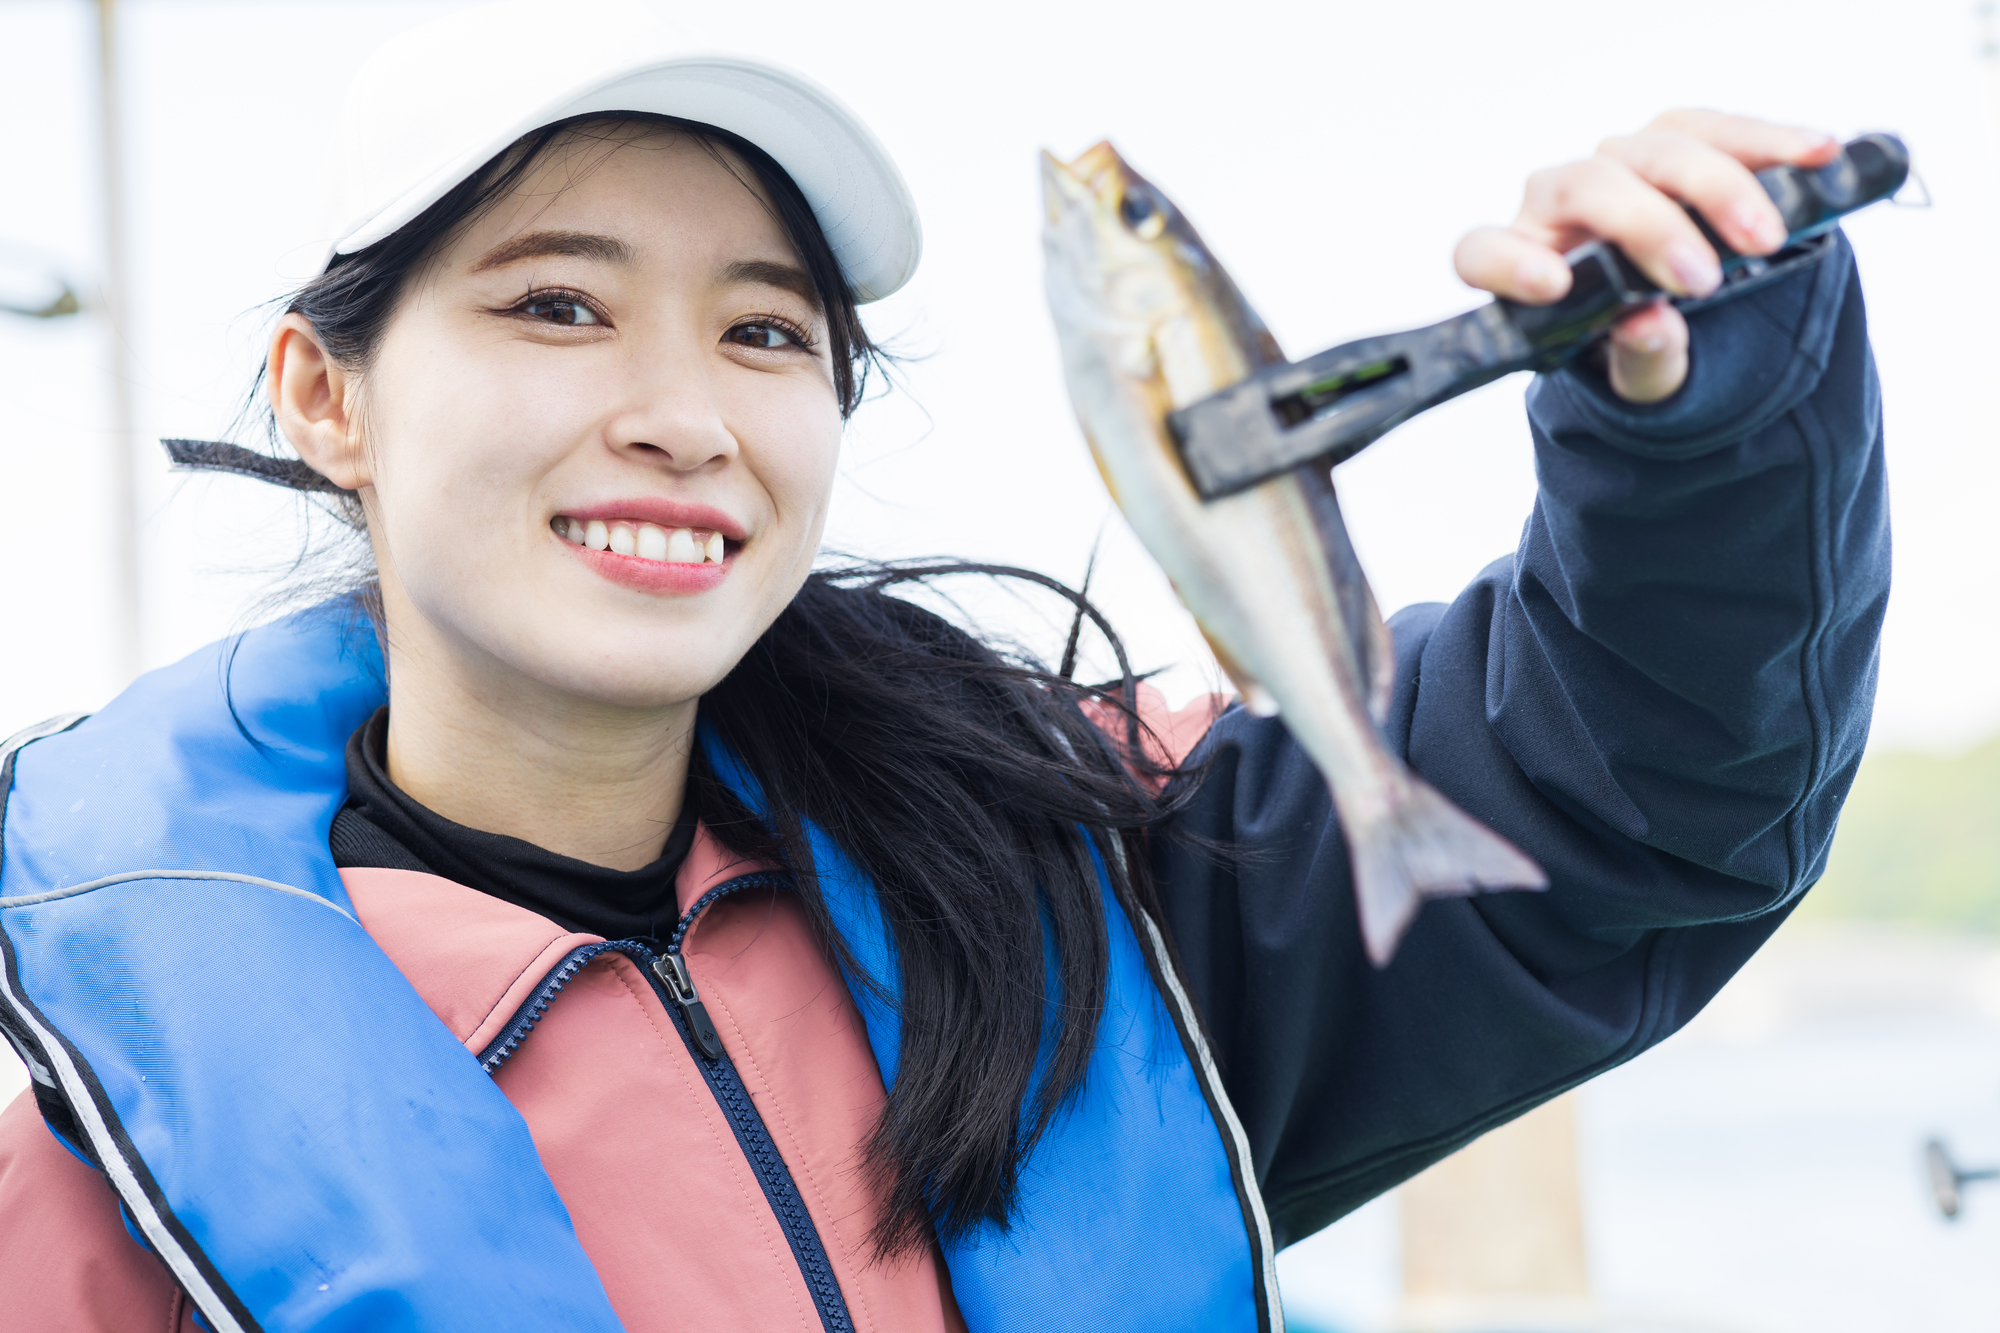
552,513,737,595
560,499,746,541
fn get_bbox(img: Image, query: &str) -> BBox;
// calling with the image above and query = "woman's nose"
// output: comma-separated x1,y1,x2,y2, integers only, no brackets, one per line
608,358,738,473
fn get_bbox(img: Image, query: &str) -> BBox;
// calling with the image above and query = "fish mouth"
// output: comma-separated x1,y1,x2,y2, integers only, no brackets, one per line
1040,148,1092,223
1039,141,1131,221
1066,140,1128,182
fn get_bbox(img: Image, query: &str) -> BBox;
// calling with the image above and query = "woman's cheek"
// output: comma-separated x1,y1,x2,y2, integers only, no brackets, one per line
370,352,574,613
429,345,587,502
735,382,843,546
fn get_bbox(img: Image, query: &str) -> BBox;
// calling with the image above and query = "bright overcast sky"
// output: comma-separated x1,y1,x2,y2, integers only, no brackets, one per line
1,0,1994,751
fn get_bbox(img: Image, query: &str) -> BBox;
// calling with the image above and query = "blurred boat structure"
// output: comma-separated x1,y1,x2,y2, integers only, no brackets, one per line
1396,1094,1599,1332
90,0,140,682
0,250,80,318
1925,1135,1999,1219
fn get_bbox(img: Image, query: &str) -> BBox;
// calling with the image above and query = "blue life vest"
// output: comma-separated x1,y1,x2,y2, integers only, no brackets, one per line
0,603,1280,1331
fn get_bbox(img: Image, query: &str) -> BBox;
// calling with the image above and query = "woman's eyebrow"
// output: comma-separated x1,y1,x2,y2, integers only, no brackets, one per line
470,230,636,273
721,259,823,313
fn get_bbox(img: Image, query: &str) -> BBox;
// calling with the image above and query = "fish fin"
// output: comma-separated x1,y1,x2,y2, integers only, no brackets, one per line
1348,773,1547,968
1289,465,1395,722
1359,578,1395,726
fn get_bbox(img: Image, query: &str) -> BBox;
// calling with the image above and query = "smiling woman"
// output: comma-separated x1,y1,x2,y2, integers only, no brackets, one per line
0,16,1212,1326
0,2,1895,1332
230,96,1183,1306
272,119,854,820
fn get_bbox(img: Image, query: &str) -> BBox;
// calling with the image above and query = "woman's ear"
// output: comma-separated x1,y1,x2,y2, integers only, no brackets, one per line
270,313,371,490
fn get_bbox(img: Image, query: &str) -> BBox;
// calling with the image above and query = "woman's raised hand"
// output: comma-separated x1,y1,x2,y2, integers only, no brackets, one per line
1453,109,1842,404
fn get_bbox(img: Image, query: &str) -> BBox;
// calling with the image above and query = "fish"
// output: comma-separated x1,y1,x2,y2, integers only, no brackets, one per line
1039,142,1545,965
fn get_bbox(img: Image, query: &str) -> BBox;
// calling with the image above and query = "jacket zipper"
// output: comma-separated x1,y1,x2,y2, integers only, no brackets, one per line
478,873,855,1333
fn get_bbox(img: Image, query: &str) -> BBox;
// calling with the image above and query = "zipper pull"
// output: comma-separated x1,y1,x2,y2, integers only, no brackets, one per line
653,952,725,1061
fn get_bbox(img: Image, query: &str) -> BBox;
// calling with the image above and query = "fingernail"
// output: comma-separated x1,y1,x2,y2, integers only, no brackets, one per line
1514,255,1568,298
1732,202,1787,252
1614,320,1666,354
1666,241,1721,297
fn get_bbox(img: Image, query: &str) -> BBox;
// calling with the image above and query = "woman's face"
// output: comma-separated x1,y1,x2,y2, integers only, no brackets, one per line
303,125,843,711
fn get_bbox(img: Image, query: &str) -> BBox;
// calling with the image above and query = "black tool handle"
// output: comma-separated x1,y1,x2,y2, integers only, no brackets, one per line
1503,243,1657,356
1166,134,1910,501
1758,133,1910,241
1504,132,1908,365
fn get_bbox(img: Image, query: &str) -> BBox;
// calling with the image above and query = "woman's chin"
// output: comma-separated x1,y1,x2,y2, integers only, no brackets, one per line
527,651,733,714
428,588,760,716
393,534,801,716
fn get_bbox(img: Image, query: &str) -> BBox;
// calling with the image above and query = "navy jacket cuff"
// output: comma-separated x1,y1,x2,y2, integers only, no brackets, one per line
1524,230,1855,461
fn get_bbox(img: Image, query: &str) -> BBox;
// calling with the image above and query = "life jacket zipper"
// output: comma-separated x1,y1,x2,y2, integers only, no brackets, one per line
647,871,786,1060
476,872,854,1333
652,950,723,1058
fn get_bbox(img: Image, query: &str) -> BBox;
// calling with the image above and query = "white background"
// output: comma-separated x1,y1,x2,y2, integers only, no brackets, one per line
1,0,1996,750
4,1,1999,1328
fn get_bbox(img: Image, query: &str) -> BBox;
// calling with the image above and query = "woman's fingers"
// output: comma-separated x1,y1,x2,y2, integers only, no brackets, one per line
1596,128,1787,256
1455,220,1688,403
1642,108,1841,172
1453,226,1573,303
1606,303,1689,405
1453,110,1841,402
1517,153,1724,297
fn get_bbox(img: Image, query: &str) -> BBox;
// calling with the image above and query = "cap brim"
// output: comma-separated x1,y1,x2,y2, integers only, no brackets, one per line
328,54,920,304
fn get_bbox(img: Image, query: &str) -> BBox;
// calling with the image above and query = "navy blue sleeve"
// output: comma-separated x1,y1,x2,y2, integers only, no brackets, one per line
1148,232,1888,1249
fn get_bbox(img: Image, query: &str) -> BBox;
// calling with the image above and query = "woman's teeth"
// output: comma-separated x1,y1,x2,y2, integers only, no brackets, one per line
555,517,728,565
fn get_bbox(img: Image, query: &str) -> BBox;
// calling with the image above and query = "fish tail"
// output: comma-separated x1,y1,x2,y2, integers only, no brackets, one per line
1348,773,1548,967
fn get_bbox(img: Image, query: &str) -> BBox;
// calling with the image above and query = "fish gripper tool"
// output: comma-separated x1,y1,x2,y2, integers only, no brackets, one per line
1167,133,1912,500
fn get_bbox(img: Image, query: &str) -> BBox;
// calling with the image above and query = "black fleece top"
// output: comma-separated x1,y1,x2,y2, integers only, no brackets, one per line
334,233,1887,1253
330,707,697,943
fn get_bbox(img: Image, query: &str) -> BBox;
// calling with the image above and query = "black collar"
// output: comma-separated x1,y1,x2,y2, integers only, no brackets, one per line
330,707,697,943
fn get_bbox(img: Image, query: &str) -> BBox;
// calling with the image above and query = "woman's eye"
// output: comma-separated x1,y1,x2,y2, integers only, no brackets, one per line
521,299,601,326
730,322,796,350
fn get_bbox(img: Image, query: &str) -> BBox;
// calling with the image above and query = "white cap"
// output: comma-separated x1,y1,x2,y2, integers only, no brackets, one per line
315,0,921,302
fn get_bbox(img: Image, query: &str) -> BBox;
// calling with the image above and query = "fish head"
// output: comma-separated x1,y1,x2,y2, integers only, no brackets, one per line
1041,142,1281,399
1041,142,1203,341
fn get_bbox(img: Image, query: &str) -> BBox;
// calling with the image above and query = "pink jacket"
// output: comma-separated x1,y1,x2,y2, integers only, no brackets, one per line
0,827,968,1331
0,686,1218,1330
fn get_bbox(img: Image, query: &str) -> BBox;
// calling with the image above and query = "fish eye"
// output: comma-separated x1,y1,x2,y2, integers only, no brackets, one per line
1118,186,1168,239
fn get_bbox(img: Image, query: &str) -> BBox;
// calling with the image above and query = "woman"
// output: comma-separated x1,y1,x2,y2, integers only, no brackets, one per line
0,2,1887,1330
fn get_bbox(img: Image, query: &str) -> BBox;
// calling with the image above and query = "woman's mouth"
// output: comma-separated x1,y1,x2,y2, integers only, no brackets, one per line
551,516,735,565
550,511,742,595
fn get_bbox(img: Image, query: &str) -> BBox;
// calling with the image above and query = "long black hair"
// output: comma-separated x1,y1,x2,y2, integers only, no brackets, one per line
247,113,1191,1257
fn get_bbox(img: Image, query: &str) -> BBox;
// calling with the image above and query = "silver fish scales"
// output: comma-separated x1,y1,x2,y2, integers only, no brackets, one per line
1040,141,1545,964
